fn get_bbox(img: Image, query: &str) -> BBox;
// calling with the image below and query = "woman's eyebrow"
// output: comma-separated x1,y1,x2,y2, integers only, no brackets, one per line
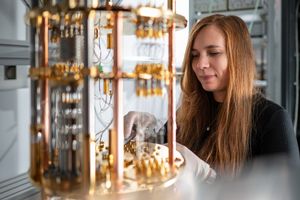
192,45,223,50
204,44,223,49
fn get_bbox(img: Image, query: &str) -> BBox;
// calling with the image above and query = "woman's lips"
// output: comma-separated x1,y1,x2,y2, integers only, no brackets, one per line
201,75,215,81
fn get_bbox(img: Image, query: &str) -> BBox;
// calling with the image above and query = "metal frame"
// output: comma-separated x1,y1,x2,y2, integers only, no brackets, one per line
282,0,297,128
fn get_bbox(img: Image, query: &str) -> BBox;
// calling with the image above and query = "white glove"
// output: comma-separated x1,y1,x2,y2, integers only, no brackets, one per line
124,111,162,143
176,143,216,184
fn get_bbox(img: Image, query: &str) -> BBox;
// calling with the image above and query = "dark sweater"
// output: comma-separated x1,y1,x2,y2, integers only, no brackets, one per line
249,97,299,162
162,96,300,165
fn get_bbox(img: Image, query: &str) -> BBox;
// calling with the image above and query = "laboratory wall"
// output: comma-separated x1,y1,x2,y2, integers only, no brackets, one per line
0,0,30,183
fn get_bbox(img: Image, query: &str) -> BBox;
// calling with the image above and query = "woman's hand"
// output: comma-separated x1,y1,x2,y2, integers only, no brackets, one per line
176,143,216,184
124,111,158,143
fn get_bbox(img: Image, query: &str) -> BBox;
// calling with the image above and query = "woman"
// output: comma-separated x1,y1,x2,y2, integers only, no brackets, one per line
176,14,299,176
124,14,299,178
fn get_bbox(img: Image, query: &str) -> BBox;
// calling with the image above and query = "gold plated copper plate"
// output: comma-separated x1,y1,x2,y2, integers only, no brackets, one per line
92,142,185,196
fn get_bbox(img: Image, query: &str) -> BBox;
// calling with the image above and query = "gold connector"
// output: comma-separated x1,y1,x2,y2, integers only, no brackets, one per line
107,33,113,49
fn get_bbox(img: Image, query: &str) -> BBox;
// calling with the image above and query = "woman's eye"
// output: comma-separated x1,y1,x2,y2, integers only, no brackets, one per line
209,52,220,56
191,53,199,58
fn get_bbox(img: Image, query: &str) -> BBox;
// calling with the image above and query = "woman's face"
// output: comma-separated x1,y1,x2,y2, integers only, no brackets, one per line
191,24,229,102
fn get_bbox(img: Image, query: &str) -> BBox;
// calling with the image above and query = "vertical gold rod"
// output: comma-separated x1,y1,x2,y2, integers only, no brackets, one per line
112,11,124,187
82,9,96,193
168,0,176,12
167,0,176,167
40,12,50,170
29,0,41,186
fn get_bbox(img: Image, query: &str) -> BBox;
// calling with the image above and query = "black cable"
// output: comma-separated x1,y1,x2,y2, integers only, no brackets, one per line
22,0,31,9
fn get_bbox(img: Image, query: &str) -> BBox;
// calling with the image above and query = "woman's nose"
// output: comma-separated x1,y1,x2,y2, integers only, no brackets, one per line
196,56,209,70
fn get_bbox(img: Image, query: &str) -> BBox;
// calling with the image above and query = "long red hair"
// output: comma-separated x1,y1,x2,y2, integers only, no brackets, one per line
177,14,257,176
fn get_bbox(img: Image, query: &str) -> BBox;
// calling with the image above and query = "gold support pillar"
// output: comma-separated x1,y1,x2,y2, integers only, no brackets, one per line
167,0,176,167
40,11,50,171
111,11,124,188
82,10,96,194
